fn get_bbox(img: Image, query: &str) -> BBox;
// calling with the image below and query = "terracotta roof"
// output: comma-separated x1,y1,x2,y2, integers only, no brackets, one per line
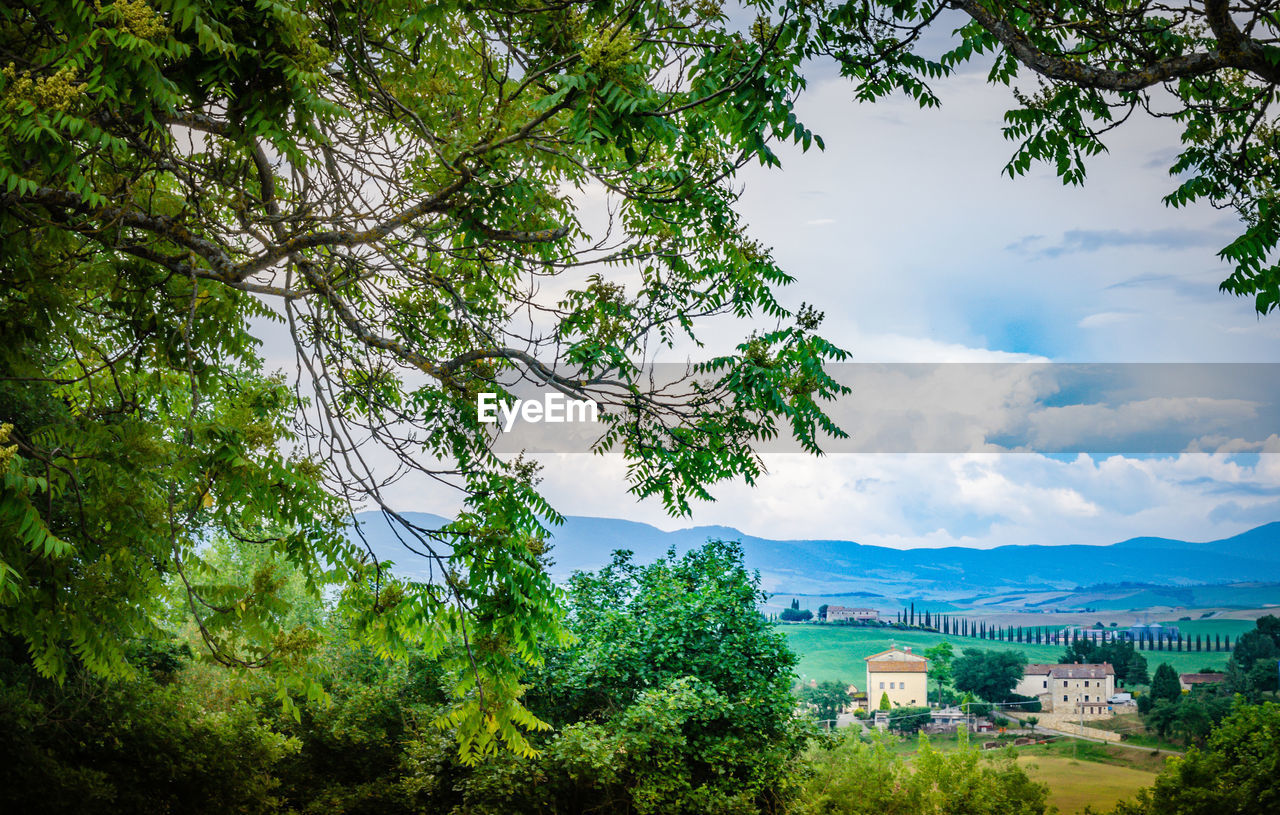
867,661,929,673
1049,663,1114,679
1180,673,1226,684
1024,664,1054,675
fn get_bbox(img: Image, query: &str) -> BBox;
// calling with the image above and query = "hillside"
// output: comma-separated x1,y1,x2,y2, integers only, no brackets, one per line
349,512,1280,609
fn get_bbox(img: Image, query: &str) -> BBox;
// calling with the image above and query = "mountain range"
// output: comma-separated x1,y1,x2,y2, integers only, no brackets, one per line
348,512,1280,611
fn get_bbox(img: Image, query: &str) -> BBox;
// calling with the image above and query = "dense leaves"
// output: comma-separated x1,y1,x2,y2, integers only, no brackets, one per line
1112,700,1280,815
0,0,848,760
952,647,1027,703
796,730,1050,815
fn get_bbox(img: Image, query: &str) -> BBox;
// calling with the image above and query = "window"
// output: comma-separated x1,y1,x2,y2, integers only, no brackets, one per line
1063,695,1068,702
1042,680,1047,688
889,682,896,689
1085,695,1090,701
1085,681,1090,687
880,682,885,689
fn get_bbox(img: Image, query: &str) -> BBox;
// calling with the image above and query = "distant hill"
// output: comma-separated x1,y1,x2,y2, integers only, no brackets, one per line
348,512,1280,610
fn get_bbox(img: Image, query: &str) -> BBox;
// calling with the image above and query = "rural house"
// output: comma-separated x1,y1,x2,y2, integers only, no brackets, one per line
865,646,928,707
1015,663,1116,714
827,606,880,623
1179,672,1226,692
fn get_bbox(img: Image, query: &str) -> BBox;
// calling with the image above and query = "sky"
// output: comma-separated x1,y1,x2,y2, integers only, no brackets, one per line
340,48,1280,550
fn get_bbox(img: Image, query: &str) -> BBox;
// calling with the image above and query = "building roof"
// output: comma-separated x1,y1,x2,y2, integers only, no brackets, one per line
1180,673,1226,684
865,646,929,672
1023,663,1115,678
1049,663,1115,679
828,606,879,613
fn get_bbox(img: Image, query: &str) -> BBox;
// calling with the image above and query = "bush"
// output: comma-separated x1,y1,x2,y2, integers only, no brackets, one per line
795,731,1050,815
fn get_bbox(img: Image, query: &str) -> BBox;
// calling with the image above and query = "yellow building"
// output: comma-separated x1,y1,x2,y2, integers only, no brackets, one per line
865,646,929,708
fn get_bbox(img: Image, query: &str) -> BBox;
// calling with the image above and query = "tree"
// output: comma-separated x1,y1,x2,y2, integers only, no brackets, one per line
780,607,813,622
924,641,955,704
818,603,829,621
953,648,1028,703
1151,663,1182,704
879,692,892,711
1125,701,1280,813
801,680,853,725
0,0,846,761
885,706,932,734
1126,652,1150,687
1024,716,1039,734
821,2,1280,314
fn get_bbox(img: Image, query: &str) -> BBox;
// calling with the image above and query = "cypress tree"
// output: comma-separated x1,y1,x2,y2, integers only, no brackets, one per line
925,610,931,628
910,602,915,626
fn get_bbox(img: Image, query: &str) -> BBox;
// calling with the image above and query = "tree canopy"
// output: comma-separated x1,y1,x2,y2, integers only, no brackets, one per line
953,647,1027,703
0,0,847,761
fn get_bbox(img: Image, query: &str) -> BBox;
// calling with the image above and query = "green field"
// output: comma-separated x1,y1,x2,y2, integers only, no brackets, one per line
1155,618,1255,639
1015,754,1158,814
781,624,1232,685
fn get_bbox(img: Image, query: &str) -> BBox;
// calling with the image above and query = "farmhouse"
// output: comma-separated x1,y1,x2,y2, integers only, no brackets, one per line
827,606,880,623
1015,663,1116,714
865,646,928,708
1179,672,1226,692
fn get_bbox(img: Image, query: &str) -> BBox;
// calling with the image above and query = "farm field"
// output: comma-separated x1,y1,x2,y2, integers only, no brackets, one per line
1014,754,1158,814
1154,618,1255,638
780,624,1232,685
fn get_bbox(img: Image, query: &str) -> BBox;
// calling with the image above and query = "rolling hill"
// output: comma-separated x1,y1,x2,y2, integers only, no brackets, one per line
348,512,1280,610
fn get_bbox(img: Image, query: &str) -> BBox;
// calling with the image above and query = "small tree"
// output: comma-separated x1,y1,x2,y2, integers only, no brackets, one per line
879,692,892,711
1151,663,1182,703
1025,716,1039,734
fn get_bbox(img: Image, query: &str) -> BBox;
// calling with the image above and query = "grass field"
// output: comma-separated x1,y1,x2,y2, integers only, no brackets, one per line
1154,618,1255,639
780,624,1232,684
877,731,1165,813
1014,754,1157,813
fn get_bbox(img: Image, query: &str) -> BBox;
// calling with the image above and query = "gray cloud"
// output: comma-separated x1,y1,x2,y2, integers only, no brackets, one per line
1011,228,1225,258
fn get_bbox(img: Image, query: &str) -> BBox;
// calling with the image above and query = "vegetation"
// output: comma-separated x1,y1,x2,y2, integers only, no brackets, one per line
796,731,1051,815
953,648,1028,703
1108,701,1280,814
780,626,1231,685
1,541,814,814
1062,637,1149,687
801,680,854,725
0,0,847,761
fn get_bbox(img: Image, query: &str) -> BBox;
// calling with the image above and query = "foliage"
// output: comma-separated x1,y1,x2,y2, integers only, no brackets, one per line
1150,663,1182,704
879,691,891,711
457,540,813,814
0,636,296,815
795,729,1050,815
0,0,850,760
925,640,955,703
782,607,815,622
884,705,932,734
1142,691,1233,747
801,679,853,723
953,648,1028,703
1111,701,1280,815
818,1,1280,314
1062,637,1146,686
